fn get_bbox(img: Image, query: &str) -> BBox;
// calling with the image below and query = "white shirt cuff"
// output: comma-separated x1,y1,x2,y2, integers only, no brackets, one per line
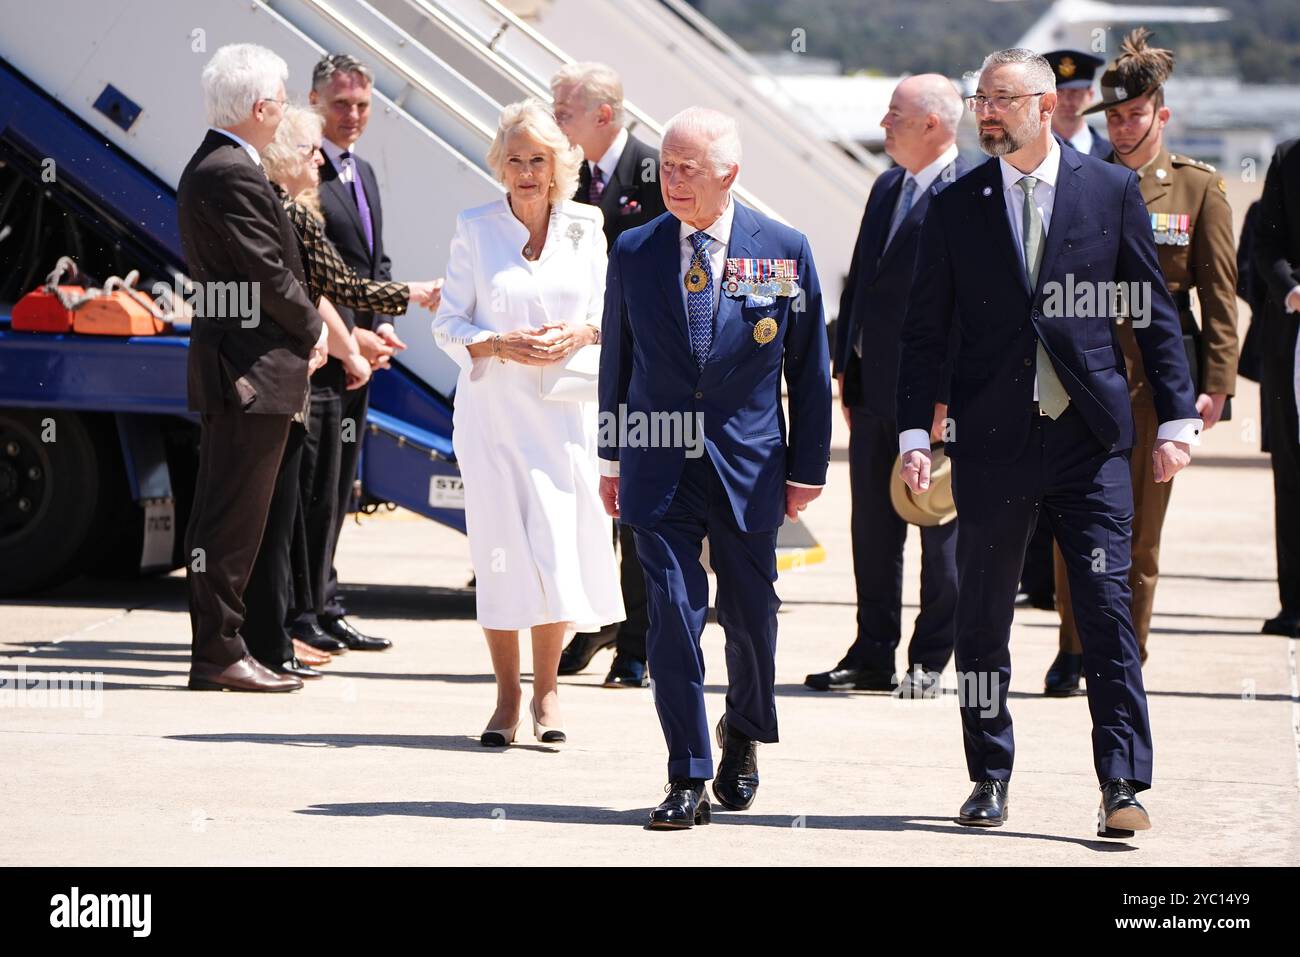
899,428,931,456
598,458,620,478
786,481,823,489
1287,285,1300,313
1157,418,1203,446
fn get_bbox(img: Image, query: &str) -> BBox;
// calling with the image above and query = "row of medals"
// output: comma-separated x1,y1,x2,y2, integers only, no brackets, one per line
685,257,783,344
1152,212,1191,247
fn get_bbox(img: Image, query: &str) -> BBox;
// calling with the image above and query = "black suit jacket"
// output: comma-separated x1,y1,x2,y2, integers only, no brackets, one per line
898,148,1198,463
835,155,969,419
1254,138,1300,383
318,148,392,332
575,132,667,248
177,130,322,415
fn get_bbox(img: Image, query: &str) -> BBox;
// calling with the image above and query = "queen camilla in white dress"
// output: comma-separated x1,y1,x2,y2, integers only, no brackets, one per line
434,196,623,631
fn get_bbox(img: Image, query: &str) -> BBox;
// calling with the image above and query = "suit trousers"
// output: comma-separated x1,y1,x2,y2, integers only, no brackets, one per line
632,454,780,781
321,379,369,619
841,406,957,673
1054,395,1172,659
186,411,291,666
291,384,344,625
950,405,1153,789
1261,340,1300,615
242,422,306,665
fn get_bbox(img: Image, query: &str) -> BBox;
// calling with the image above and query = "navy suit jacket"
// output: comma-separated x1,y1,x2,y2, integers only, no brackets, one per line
835,155,970,419
600,202,832,533
897,148,1197,463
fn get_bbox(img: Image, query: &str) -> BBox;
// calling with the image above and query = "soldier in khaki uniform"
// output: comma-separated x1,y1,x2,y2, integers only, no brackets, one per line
1044,29,1239,694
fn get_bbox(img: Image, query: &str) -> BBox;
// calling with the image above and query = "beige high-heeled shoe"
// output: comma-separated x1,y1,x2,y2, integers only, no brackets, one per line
480,717,522,747
530,698,567,744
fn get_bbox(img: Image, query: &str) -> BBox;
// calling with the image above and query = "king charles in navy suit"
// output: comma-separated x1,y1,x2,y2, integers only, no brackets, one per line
898,50,1200,836
598,107,831,830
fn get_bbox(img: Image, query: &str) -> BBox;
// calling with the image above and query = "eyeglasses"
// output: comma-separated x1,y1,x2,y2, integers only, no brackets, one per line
965,92,1047,113
295,143,322,157
257,97,288,109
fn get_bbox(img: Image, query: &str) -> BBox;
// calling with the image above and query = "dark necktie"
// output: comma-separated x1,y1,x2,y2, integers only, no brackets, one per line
589,165,605,204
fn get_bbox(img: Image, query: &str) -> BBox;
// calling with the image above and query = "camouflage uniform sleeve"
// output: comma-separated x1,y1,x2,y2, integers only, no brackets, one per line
1190,171,1239,396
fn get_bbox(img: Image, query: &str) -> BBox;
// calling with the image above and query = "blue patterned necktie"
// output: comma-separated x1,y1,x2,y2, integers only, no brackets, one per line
884,175,917,249
686,230,714,366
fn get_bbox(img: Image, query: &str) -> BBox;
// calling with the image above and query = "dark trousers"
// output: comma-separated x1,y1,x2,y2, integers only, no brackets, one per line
243,422,306,665
632,454,780,781
572,523,648,659
185,411,291,667
292,385,344,624
1019,514,1055,600
321,380,368,619
950,406,1153,789
1262,345,1300,615
840,406,957,673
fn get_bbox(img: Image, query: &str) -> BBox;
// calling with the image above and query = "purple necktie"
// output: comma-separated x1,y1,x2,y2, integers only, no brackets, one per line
340,151,374,254
588,164,605,204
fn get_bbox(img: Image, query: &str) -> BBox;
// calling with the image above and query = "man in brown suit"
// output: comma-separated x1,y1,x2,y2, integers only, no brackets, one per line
1044,29,1238,693
178,44,327,692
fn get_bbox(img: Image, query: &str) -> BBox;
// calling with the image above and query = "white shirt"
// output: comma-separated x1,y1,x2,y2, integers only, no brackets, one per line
211,127,261,166
1067,124,1096,156
907,143,961,201
322,137,358,184
899,139,1201,455
589,126,629,185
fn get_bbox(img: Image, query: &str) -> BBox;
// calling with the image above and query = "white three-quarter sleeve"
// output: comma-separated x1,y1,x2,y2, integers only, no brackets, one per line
432,213,494,372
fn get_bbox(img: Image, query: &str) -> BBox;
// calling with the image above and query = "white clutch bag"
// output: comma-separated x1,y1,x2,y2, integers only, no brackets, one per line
540,344,600,402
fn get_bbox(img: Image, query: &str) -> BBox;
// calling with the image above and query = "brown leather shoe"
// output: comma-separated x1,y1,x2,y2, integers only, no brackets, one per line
292,639,331,666
188,654,303,692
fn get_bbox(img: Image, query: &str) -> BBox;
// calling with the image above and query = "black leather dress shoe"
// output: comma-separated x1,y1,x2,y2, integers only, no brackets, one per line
558,625,618,675
712,716,759,811
894,667,941,699
1097,778,1151,837
1044,651,1085,696
1261,612,1300,637
290,621,347,654
957,779,1009,827
804,666,895,692
269,657,323,680
647,779,711,830
602,652,648,688
321,616,391,651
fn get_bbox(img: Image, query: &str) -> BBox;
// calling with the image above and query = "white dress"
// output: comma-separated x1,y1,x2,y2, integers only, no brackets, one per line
432,197,624,631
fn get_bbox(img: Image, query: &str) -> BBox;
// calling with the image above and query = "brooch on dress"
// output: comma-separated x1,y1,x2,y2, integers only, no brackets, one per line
566,222,584,250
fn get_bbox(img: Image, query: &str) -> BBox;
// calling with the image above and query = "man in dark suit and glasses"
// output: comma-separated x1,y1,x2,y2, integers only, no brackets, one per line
551,62,667,689
1254,139,1300,637
178,43,327,692
291,53,397,655
898,49,1200,834
807,74,966,699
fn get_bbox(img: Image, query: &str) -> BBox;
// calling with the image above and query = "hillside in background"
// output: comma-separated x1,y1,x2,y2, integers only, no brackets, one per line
695,0,1300,83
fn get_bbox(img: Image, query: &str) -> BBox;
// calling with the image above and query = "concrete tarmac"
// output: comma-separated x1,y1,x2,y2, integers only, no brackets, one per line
3,379,1297,866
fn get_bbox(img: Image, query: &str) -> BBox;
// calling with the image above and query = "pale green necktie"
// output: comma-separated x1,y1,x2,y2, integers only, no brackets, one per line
1018,175,1069,418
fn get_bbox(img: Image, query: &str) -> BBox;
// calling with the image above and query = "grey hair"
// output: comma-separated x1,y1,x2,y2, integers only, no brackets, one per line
201,44,288,128
662,106,742,174
312,53,374,93
979,48,1057,94
913,77,964,134
550,62,625,127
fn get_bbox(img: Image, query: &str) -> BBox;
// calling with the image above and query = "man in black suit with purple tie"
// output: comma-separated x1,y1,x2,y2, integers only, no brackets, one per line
898,49,1200,836
805,74,968,699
